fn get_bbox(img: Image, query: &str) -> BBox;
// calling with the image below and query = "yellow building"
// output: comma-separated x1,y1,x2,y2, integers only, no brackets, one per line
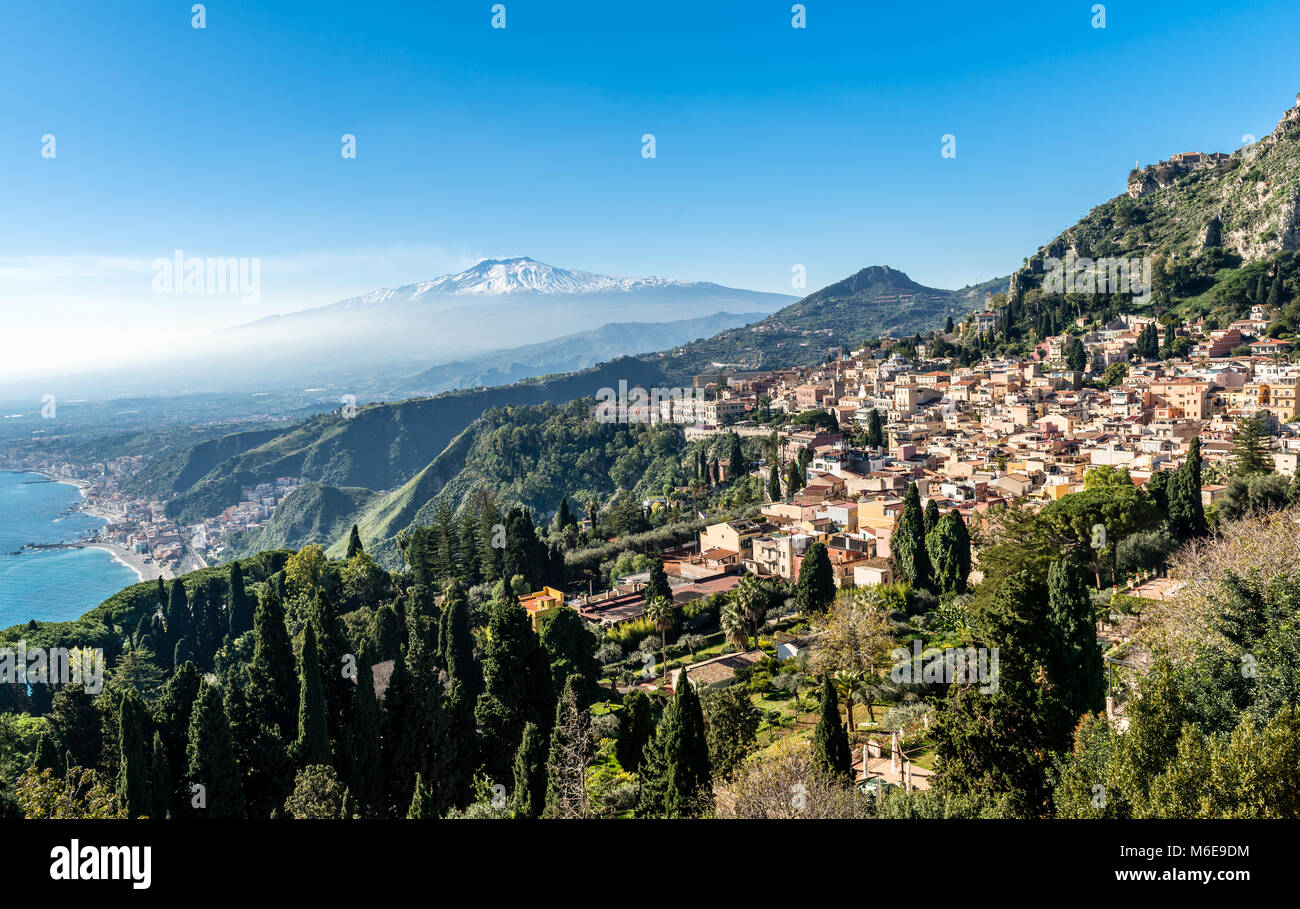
519,586,565,631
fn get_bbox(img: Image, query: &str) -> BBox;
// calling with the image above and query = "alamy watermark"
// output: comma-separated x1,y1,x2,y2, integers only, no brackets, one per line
890,640,999,694
1,644,105,694
594,381,710,424
151,249,261,304
1043,251,1151,302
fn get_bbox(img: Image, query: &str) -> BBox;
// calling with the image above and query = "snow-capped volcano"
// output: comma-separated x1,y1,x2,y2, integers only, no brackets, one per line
351,256,705,305
223,256,795,376
418,257,699,296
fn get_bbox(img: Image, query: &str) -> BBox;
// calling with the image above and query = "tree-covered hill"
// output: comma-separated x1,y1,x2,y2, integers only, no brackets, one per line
151,357,672,524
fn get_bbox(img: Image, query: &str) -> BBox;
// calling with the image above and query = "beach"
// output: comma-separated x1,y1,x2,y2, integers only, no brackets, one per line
86,542,171,581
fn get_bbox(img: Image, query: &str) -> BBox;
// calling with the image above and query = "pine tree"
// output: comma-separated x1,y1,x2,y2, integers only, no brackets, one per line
891,482,933,591
1230,415,1272,476
812,675,852,781
186,683,244,818
294,621,332,768
346,524,364,558
512,721,548,819
226,562,253,640
795,541,836,613
150,732,171,819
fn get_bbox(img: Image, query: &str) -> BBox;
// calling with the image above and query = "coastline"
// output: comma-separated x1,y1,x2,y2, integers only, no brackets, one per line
1,467,172,582
85,542,171,582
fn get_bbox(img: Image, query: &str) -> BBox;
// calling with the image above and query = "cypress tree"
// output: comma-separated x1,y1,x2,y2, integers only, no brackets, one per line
1169,436,1209,540
785,459,803,496
439,582,481,699
150,732,171,819
458,507,482,586
636,678,712,818
1046,559,1106,719
247,588,297,739
867,408,884,451
165,581,192,667
767,462,782,501
543,675,592,818
891,482,933,591
616,689,655,773
346,524,364,558
512,721,548,818
116,688,150,818
33,733,61,773
929,509,972,595
727,434,747,479
646,559,672,605
370,604,404,663
406,773,432,819
294,622,332,768
474,597,555,785
154,661,199,808
186,683,244,818
812,675,852,781
226,562,253,640
307,592,351,746
348,656,383,816
924,498,940,536
795,541,836,613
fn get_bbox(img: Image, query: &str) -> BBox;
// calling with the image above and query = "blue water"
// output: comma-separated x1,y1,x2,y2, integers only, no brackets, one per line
0,471,141,629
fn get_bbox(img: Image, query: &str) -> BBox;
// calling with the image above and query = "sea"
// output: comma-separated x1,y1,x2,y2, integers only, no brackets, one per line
0,470,141,629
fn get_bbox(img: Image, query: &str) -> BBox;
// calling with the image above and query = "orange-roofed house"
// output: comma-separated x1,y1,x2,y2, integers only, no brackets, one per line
519,586,565,631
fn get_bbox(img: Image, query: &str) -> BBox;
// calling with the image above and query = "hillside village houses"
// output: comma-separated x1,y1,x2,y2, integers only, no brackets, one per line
591,304,1300,634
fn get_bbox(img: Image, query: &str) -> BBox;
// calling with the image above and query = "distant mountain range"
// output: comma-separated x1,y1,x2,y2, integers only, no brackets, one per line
220,256,798,376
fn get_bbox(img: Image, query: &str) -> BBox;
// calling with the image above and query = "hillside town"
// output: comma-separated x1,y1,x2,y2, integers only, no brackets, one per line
0,447,306,575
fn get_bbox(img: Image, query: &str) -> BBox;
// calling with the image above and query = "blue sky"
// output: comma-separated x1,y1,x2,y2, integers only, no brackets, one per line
2,0,1299,375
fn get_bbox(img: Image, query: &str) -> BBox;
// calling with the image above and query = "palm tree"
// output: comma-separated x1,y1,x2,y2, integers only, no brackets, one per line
720,599,752,652
734,575,769,639
831,670,864,731
643,596,674,679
